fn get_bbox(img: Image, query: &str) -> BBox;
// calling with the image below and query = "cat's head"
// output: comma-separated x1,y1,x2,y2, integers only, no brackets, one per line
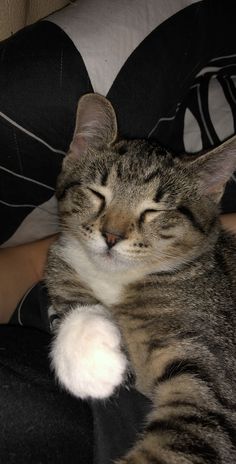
56,93,236,274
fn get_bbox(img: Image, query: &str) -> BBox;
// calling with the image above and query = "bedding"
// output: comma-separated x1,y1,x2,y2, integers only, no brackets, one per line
0,0,235,247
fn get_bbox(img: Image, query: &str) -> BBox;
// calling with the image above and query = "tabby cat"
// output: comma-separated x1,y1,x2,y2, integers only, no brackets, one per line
46,93,236,464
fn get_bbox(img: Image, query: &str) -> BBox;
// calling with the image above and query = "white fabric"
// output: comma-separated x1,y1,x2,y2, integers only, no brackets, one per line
208,77,234,142
2,196,59,247
49,0,200,96
183,108,203,153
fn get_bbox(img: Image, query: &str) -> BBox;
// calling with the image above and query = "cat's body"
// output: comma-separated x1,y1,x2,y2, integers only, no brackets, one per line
46,94,236,463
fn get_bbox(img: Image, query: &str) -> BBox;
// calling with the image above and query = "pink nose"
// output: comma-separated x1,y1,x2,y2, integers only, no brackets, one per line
102,231,123,249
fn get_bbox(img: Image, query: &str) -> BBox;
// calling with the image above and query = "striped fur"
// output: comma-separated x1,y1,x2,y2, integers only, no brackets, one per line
46,94,236,463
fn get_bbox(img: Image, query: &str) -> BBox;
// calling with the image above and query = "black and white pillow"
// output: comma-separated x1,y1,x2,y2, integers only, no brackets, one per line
0,0,235,247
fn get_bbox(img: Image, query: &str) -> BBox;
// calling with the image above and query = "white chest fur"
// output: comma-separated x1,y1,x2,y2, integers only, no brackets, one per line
59,236,129,306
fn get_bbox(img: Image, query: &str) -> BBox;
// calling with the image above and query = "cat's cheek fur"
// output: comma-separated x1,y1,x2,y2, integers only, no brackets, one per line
50,304,128,399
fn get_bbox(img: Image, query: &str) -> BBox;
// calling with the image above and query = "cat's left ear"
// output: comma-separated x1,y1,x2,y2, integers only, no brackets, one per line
190,135,236,202
68,93,117,158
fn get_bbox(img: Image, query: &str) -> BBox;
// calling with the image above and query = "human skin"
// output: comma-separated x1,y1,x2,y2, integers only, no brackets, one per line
0,235,57,323
0,213,235,324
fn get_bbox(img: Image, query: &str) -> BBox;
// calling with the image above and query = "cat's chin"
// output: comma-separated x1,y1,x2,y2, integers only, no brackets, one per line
91,249,135,272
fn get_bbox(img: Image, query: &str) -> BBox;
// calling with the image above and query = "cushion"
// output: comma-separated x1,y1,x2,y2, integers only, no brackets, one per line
0,0,236,247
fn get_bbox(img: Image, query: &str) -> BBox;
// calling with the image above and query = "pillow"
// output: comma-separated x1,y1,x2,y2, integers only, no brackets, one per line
0,0,236,247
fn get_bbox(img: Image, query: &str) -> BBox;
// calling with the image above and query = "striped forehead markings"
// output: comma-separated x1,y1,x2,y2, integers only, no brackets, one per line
100,169,109,186
154,188,164,203
143,169,160,183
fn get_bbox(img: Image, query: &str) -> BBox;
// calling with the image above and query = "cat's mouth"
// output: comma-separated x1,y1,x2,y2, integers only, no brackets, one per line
105,249,114,258
85,240,138,270
102,247,118,261
93,246,132,270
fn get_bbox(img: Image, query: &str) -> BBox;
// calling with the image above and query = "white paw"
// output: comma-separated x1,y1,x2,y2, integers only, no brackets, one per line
50,305,127,399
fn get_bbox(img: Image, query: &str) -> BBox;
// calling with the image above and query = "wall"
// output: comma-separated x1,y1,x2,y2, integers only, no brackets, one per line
0,0,69,41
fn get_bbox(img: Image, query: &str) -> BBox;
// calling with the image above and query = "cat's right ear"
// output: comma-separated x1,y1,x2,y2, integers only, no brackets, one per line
68,93,118,158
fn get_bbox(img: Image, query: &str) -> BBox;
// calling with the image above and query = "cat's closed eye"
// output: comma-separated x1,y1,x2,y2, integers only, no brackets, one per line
87,187,106,215
139,209,178,240
139,208,171,224
88,187,105,203
139,209,161,224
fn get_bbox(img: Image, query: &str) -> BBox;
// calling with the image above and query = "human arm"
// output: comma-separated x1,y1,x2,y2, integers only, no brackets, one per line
220,213,236,234
0,235,57,323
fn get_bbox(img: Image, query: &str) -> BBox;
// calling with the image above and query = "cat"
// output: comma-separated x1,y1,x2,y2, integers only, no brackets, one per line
46,93,236,464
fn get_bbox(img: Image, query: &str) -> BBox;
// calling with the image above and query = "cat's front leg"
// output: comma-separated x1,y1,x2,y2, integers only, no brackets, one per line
50,304,128,399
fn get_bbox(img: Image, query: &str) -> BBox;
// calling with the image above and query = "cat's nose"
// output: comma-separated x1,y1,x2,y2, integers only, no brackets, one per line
102,231,123,249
